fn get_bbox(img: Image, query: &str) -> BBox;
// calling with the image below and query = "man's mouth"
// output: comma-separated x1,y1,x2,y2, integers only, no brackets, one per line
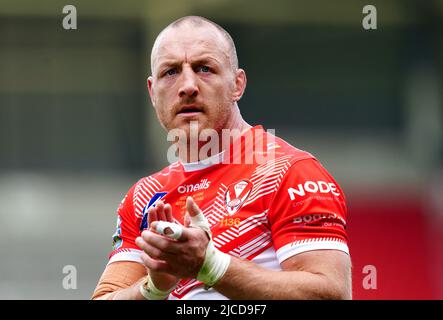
176,105,204,115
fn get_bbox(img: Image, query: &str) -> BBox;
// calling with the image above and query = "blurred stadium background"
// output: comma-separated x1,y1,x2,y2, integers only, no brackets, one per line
0,0,442,299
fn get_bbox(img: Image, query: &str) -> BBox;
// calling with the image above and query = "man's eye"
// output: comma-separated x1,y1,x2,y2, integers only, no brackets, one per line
165,69,177,76
198,66,210,73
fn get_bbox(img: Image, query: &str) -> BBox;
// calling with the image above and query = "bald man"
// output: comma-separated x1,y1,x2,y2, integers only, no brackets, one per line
92,16,352,300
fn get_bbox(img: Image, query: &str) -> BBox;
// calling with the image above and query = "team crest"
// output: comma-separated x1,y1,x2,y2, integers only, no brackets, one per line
224,180,253,215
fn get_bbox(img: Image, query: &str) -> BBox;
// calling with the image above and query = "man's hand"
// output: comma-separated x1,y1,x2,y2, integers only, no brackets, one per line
135,201,179,291
137,197,210,279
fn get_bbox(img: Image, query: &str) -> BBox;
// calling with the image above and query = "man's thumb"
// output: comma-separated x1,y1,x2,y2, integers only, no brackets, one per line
184,213,191,227
186,196,201,217
185,196,211,240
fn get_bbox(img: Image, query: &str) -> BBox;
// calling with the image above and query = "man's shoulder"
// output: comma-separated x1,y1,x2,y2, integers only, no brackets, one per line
267,132,342,189
135,162,182,187
266,131,316,165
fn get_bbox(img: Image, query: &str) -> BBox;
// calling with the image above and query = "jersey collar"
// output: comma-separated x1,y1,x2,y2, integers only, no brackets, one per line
180,150,225,172
179,125,264,172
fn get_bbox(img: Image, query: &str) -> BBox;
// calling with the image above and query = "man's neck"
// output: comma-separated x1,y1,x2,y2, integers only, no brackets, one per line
177,119,252,164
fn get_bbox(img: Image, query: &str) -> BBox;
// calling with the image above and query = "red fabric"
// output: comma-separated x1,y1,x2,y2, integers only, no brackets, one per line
348,193,438,299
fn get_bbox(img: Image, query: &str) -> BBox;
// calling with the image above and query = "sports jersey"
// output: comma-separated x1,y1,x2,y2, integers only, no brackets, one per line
108,125,349,299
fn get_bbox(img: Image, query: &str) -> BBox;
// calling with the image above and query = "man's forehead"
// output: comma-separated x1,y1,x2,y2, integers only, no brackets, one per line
157,39,224,59
152,24,230,66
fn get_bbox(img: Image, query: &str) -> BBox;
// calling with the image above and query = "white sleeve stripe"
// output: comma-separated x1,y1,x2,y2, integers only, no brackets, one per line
276,239,349,264
107,250,144,265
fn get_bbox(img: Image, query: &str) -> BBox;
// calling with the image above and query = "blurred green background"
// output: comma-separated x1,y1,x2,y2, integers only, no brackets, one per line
0,0,442,299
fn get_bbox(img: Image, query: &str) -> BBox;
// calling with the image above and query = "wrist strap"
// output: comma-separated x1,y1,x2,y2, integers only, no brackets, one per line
139,275,174,300
196,240,231,287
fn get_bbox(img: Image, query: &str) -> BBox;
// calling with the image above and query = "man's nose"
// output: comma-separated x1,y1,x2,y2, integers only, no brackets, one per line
178,67,199,98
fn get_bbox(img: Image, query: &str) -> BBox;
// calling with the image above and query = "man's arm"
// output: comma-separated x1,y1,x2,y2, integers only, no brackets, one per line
92,261,148,300
214,249,352,300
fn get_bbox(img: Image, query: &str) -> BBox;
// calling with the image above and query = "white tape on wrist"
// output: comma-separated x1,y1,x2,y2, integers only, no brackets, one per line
189,210,231,287
155,221,183,240
139,275,174,300
197,240,231,287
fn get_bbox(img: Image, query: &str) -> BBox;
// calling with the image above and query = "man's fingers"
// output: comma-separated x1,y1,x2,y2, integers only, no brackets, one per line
140,252,172,273
151,220,190,242
148,201,173,229
156,201,167,221
148,206,157,226
141,230,180,253
136,235,179,261
152,221,183,240
164,203,173,222
184,213,191,227
148,220,197,242
186,196,201,217
136,236,164,259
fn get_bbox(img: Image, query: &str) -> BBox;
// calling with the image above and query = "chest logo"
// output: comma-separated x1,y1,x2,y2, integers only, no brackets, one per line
224,179,253,215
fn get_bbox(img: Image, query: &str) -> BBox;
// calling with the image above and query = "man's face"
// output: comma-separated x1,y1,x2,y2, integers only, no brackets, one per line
148,24,242,137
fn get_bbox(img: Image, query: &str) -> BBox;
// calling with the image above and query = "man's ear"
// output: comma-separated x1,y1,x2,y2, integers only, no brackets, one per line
233,69,247,102
147,76,156,107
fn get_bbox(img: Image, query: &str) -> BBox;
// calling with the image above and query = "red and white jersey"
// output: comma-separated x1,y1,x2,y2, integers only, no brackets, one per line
108,125,349,299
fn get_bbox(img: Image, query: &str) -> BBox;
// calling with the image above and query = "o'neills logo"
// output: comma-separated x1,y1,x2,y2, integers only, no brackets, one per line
225,180,253,215
178,179,211,194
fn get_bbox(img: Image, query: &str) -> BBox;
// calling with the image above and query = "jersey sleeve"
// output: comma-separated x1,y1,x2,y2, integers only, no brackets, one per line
268,158,349,264
108,181,143,265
